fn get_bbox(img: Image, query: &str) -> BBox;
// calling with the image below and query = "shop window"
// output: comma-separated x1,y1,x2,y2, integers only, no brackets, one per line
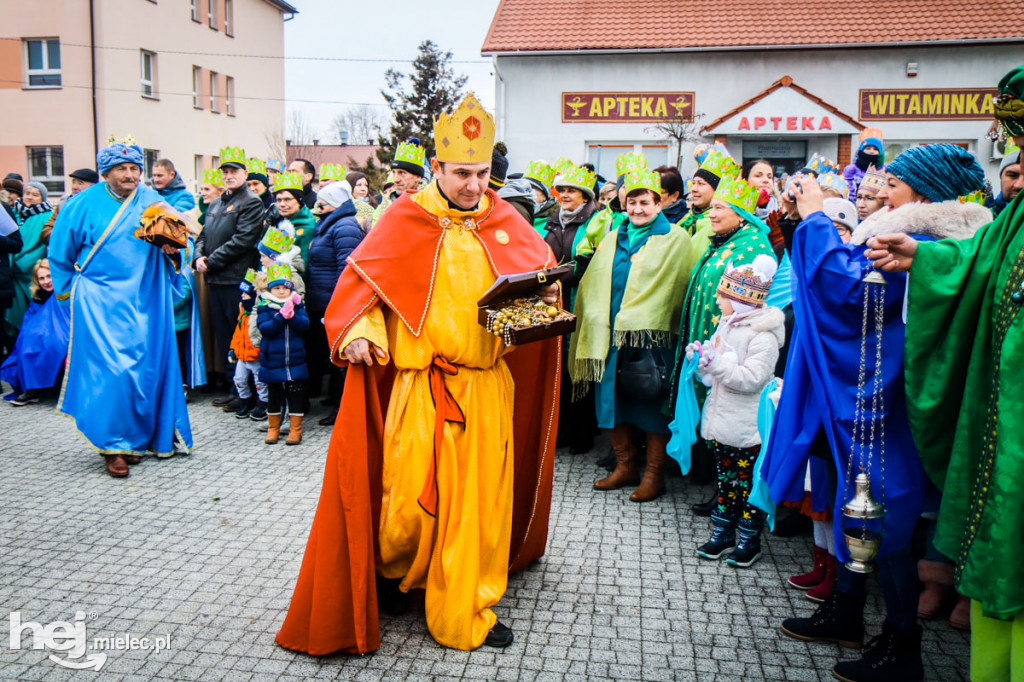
24,39,61,88
194,155,204,192
27,146,64,195
140,50,157,98
641,145,669,169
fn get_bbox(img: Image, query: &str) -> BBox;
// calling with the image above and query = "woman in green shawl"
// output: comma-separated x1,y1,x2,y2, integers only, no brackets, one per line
4,182,51,337
570,167,694,503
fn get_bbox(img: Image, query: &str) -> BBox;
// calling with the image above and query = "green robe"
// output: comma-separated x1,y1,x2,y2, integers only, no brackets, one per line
677,207,712,262
904,196,1024,621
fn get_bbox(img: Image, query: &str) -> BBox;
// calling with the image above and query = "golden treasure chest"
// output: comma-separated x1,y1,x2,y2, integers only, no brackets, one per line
135,202,190,249
477,264,577,345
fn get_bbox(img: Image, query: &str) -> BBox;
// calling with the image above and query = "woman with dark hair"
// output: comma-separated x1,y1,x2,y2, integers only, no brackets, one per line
653,165,687,223
741,159,779,219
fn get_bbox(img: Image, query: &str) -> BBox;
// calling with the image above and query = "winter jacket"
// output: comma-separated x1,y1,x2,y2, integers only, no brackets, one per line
544,200,597,286
300,183,316,210
157,175,197,212
256,292,309,383
230,298,260,363
195,186,264,286
0,206,23,306
306,200,364,315
172,272,192,333
532,197,558,236
698,306,785,448
662,198,689,224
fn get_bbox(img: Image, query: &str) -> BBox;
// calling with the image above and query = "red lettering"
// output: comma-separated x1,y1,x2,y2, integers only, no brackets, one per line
819,116,832,130
786,116,798,130
770,116,782,130
801,117,815,130
754,117,766,130
738,117,751,130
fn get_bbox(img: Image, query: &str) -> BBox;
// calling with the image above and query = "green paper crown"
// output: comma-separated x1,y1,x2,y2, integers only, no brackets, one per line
243,268,257,284
699,150,740,180
272,171,303,194
524,160,556,188
219,146,246,165
806,153,839,175
817,172,849,196
246,158,267,175
319,163,347,181
394,141,426,168
554,165,596,193
202,168,223,186
616,152,648,178
260,226,295,255
714,176,760,214
958,189,986,205
553,156,575,175
266,262,293,287
624,168,661,197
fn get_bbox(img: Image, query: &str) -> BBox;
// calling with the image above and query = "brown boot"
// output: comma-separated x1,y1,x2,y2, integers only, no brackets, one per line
594,425,639,490
265,414,282,444
630,433,668,502
105,454,130,478
917,559,953,619
949,593,971,630
285,414,304,446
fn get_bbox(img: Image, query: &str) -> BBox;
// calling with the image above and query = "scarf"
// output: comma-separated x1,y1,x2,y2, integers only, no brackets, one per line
20,201,52,220
558,201,590,228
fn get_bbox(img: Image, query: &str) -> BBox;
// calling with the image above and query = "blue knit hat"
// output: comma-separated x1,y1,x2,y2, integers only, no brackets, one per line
884,144,985,203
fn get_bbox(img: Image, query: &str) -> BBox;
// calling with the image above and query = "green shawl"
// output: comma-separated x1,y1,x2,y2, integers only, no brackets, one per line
677,207,712,261
904,195,1024,620
569,216,694,385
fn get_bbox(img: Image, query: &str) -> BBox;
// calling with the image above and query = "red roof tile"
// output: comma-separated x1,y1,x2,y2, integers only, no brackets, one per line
482,0,1024,53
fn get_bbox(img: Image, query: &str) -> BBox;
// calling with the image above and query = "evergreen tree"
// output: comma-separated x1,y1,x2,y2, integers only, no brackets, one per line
379,40,468,164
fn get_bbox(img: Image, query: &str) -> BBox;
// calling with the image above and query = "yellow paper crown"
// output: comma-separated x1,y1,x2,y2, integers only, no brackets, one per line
393,140,426,168
219,146,246,165
524,160,556,188
107,134,136,146
859,127,884,143
699,150,740,180
818,172,850,196
554,165,597,194
319,163,347,182
202,168,223,187
433,93,495,164
624,168,661,197
714,176,760,214
616,152,648,178
246,158,267,175
272,171,303,194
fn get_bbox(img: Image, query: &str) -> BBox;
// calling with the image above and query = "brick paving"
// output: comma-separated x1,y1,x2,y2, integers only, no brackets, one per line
0,390,970,680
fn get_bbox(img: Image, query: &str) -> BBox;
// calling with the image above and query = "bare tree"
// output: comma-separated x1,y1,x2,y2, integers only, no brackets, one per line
331,105,389,145
286,109,319,146
264,127,288,161
646,112,708,169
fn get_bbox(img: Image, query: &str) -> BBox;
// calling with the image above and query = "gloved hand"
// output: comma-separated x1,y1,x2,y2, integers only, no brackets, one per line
684,341,702,361
227,350,237,364
280,297,295,320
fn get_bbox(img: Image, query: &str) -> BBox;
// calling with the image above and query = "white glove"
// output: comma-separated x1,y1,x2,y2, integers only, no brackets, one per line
685,341,702,361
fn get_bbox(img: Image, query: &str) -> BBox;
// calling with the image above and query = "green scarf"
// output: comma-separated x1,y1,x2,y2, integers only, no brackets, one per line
570,216,695,386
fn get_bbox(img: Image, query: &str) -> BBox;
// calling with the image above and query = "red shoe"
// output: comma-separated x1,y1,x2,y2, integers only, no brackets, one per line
806,552,837,603
105,455,130,478
789,544,828,590
949,594,971,631
918,560,954,619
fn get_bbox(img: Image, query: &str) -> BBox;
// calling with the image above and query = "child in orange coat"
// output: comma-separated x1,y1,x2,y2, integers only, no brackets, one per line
229,269,268,420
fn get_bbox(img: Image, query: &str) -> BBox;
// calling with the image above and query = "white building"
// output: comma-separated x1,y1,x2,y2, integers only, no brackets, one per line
482,1,1024,183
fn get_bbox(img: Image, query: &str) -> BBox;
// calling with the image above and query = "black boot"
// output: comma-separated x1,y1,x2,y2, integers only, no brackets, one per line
780,589,866,649
376,575,410,615
696,510,737,559
318,408,337,426
249,401,268,421
691,490,718,517
221,396,245,412
727,516,763,567
234,396,255,419
832,621,923,682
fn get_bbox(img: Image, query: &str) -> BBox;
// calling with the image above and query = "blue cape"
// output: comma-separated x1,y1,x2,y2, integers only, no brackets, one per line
1,295,70,394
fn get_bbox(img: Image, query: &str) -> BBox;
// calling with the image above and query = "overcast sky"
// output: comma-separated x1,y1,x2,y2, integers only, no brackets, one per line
283,0,500,143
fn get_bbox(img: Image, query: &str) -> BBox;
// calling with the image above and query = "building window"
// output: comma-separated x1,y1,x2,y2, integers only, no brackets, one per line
143,149,160,182
24,39,61,88
225,76,234,116
190,0,200,21
207,0,217,29
224,0,234,36
27,146,65,195
194,154,204,192
209,70,218,112
140,50,157,98
192,66,203,108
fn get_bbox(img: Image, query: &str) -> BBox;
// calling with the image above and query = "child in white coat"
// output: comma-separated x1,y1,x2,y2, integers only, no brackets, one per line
687,254,785,567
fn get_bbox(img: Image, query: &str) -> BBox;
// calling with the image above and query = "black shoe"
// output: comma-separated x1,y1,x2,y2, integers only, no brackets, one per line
691,490,718,517
484,621,514,648
9,391,40,406
596,449,615,471
832,621,923,682
211,394,235,407
781,590,866,649
376,576,410,615
696,511,737,559
318,409,337,426
249,401,268,421
568,440,594,455
221,396,245,412
235,397,255,419
727,517,763,568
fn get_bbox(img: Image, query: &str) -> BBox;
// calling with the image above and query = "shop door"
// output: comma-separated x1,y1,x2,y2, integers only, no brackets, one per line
742,140,808,176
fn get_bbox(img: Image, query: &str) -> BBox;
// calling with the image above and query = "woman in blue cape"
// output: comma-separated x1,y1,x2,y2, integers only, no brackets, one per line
48,140,193,478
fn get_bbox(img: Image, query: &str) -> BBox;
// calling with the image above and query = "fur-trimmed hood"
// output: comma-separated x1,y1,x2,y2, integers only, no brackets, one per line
850,200,992,245
724,305,786,346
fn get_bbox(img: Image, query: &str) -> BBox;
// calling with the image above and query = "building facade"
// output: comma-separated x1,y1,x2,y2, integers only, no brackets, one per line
0,0,295,195
483,0,1024,184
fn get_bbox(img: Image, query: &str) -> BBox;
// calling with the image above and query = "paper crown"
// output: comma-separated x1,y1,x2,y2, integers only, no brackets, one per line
958,189,987,205
433,93,495,164
859,128,884,143
266,158,286,173
694,143,729,166
553,156,575,176
272,171,303,194
319,163,347,181
859,166,886,194
554,165,597,194
699,150,740,180
219,146,246,166
717,257,776,307
714,175,760,214
393,140,426,169
266,262,293,289
259,226,295,257
623,168,661,197
616,152,648,178
524,160,557,188
238,268,257,294
246,158,267,175
202,168,223,187
806,153,840,175
818,172,850,196
107,134,136,146
684,177,693,195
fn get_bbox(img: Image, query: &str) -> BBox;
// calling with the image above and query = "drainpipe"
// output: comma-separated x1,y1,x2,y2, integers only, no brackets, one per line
89,0,99,157
492,55,505,142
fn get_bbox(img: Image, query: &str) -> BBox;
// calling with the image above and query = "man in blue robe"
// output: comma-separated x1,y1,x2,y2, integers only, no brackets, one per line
49,140,193,478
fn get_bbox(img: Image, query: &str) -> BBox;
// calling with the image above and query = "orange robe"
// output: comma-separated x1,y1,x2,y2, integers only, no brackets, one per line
276,183,560,655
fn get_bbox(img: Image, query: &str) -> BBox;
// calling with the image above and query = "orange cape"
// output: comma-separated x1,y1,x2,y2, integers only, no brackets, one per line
275,189,560,655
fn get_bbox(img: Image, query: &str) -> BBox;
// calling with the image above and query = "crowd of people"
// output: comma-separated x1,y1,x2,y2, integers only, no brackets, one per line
2,63,1023,682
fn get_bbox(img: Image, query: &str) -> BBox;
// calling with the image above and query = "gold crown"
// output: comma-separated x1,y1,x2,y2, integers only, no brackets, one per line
433,93,495,163
624,168,661,197
272,171,303,194
718,265,772,307
818,172,849,196
319,163,347,181
107,134,136,146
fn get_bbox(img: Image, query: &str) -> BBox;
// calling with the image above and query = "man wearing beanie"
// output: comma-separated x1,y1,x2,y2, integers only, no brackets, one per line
489,141,509,192
866,64,1024,682
986,147,1020,217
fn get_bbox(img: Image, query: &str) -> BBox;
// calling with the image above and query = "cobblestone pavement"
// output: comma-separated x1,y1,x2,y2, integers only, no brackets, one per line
1,390,970,681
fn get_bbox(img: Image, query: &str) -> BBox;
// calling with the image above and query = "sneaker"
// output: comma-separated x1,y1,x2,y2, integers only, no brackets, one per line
9,392,40,406
249,401,268,421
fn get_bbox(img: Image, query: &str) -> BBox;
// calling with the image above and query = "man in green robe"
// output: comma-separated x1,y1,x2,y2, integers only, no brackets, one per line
865,63,1024,682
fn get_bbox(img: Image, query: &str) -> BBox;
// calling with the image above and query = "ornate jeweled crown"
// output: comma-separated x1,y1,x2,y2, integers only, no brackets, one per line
717,264,772,307
107,134,137,146
859,166,886,194
806,153,840,175
694,143,729,166
714,175,760,214
818,172,850,196
266,262,293,289
624,168,661,197
699,150,740,180
219,146,246,165
616,152,648,178
554,165,597,193
859,128,884,143
272,171,303,194
553,156,575,176
259,226,295,256
202,168,223,187
433,93,495,163
247,158,267,175
319,163,347,182
524,160,557,188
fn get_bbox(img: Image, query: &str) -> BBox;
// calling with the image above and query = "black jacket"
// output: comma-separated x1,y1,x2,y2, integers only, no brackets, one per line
196,186,265,286
0,204,23,305
543,200,597,288
301,183,316,210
